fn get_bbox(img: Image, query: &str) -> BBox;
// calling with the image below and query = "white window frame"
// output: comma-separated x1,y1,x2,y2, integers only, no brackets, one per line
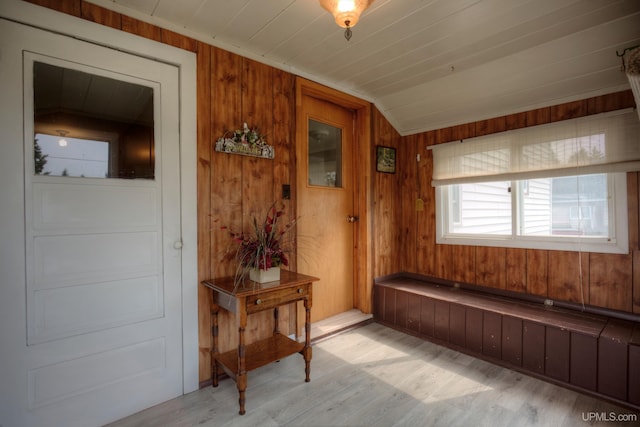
436,172,628,254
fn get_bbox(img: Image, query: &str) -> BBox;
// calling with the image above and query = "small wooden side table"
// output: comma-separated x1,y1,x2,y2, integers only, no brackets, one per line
201,270,319,415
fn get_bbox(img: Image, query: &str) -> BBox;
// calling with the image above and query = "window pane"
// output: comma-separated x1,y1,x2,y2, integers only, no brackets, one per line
520,174,609,237
33,61,155,179
308,119,342,187
520,178,552,235
35,134,108,178
449,181,511,235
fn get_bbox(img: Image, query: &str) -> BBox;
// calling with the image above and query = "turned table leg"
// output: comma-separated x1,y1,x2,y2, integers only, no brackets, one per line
303,297,312,382
211,302,219,388
237,309,248,415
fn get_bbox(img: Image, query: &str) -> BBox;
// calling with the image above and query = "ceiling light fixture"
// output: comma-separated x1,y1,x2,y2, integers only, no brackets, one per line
617,45,640,121
57,130,69,147
319,0,374,41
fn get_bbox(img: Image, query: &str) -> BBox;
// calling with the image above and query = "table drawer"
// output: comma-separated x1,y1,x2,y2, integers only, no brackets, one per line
246,285,309,313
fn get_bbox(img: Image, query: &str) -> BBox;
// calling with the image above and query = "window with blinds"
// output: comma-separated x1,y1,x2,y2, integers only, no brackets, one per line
431,109,640,254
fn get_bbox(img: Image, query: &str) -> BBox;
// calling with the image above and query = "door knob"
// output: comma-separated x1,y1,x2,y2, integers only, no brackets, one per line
346,215,359,223
173,240,183,249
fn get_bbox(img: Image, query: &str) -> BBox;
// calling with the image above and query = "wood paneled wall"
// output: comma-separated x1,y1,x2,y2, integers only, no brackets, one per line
396,91,640,315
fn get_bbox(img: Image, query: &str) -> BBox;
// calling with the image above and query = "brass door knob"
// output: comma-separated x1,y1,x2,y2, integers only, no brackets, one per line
346,215,359,223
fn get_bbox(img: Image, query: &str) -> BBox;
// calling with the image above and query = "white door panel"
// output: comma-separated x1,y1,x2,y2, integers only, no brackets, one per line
32,232,160,286
32,179,160,231
0,17,184,427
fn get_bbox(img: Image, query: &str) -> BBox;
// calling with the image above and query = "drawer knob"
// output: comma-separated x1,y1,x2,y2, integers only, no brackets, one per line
255,299,262,305
297,288,303,294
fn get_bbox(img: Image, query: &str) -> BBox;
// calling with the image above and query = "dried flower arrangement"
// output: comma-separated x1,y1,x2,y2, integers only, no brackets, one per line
217,201,295,284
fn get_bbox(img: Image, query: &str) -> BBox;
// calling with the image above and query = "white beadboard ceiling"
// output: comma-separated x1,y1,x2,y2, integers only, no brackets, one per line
89,0,640,135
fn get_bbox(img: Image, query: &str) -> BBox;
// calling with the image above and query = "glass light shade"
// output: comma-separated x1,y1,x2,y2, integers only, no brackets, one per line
319,0,373,28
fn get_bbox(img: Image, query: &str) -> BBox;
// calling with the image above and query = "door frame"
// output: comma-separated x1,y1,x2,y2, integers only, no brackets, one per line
295,77,372,314
0,0,199,394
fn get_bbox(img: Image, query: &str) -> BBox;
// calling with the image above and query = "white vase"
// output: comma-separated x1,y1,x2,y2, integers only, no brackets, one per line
249,266,280,283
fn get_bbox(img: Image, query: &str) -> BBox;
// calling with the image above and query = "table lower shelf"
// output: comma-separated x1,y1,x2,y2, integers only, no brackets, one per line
215,333,305,380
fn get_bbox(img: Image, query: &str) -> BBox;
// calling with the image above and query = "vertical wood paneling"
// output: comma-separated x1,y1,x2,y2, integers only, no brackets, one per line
548,251,589,304
451,246,475,284
504,112,527,131
211,48,243,280
240,59,274,271
416,141,436,276
589,253,632,312
435,243,453,280
505,248,526,293
272,69,296,334
526,249,548,297
373,108,401,278
161,29,198,52
635,251,640,315
475,116,505,136
121,15,161,41
476,247,505,289
210,48,243,356
196,42,212,383
399,134,418,273
81,2,121,28
587,90,636,114
24,0,80,16
550,100,587,122
450,123,475,141
525,107,550,127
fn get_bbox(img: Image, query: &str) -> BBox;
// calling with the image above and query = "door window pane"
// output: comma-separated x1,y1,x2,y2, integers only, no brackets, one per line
308,119,342,187
33,61,155,179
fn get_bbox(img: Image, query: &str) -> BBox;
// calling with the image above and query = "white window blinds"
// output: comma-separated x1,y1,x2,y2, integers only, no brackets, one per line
429,109,640,187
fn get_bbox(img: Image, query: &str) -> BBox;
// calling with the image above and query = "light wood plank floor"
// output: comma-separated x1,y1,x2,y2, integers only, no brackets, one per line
108,322,638,427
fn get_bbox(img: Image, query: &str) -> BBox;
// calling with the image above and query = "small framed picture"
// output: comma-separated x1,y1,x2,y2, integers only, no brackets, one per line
376,146,396,173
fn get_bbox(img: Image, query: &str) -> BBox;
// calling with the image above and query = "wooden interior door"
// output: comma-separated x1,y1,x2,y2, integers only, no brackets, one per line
297,95,356,323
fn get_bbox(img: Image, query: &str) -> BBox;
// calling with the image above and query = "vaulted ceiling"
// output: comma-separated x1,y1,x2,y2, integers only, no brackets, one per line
89,0,640,135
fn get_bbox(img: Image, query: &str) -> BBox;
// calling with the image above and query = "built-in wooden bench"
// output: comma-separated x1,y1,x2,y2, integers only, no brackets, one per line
373,274,640,410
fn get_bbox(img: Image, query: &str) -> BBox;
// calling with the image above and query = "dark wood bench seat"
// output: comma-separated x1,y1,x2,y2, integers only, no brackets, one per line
378,277,607,336
373,274,640,411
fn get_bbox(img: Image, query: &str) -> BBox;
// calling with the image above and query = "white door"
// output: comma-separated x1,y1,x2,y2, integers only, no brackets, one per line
0,19,183,427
